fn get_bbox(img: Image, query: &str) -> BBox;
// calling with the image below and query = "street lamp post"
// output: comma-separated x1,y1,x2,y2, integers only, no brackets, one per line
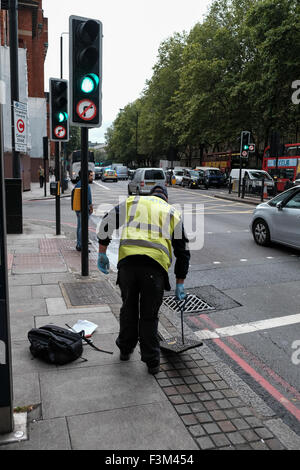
136,111,139,163
60,32,68,194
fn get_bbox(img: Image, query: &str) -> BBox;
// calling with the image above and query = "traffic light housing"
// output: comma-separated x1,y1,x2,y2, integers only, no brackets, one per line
69,15,103,127
242,131,250,151
49,78,69,142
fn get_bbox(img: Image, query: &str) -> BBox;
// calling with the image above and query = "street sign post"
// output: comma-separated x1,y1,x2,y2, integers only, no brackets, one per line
0,100,14,434
13,101,27,153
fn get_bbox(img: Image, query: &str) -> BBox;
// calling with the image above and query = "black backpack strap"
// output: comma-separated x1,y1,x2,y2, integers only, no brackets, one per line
65,324,113,355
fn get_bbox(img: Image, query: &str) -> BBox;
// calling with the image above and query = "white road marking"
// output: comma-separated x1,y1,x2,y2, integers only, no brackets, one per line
194,313,300,340
93,181,111,191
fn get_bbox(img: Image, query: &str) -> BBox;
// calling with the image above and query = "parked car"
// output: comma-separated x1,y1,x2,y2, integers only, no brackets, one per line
230,169,274,194
111,164,128,180
94,167,103,179
128,168,166,195
101,169,118,182
195,167,225,188
182,169,206,189
251,185,300,248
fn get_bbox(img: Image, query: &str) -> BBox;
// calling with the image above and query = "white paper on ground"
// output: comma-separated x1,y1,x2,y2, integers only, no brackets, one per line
71,320,98,337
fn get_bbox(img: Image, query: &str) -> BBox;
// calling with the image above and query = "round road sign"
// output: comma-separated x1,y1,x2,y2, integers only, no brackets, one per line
76,99,97,121
242,150,248,157
17,119,25,133
54,126,66,139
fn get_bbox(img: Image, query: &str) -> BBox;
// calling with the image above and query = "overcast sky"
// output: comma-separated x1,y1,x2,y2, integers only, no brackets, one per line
43,0,211,143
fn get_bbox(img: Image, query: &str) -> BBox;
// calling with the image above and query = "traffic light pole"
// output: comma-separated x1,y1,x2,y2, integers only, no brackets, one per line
238,132,243,197
0,102,14,434
81,127,89,276
43,136,48,198
55,142,61,236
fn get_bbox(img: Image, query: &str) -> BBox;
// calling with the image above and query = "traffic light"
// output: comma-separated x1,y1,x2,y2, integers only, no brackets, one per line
49,78,69,142
69,15,103,127
242,131,250,151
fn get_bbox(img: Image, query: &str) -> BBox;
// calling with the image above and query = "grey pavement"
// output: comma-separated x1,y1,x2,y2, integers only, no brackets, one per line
1,221,299,450
22,181,72,201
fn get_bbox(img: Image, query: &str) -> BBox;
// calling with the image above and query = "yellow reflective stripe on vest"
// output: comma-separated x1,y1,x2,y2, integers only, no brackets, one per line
119,239,172,263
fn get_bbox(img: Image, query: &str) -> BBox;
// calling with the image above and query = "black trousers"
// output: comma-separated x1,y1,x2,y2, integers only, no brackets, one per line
116,263,165,365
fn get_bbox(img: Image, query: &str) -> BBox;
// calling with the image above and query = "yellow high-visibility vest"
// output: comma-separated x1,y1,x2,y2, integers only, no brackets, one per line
119,195,182,273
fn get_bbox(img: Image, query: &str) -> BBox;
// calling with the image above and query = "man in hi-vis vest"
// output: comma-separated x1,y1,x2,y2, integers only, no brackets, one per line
96,185,190,375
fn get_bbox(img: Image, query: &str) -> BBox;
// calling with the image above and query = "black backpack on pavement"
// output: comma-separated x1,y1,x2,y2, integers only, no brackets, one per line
28,324,113,365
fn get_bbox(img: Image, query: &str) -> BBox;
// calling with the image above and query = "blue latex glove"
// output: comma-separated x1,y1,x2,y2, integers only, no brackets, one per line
175,283,186,300
97,253,110,274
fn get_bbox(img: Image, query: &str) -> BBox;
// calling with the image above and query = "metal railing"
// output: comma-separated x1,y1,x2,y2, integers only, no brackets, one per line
229,177,276,202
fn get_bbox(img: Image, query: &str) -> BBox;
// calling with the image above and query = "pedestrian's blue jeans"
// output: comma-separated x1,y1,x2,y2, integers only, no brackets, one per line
76,211,90,248
76,211,81,248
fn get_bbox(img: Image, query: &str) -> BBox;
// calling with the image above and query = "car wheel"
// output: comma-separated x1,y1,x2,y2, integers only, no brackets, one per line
189,182,193,189
252,219,271,246
128,186,132,195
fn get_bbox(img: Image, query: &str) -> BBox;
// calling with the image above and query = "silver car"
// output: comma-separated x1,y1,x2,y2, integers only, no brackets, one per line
251,186,300,248
128,168,166,195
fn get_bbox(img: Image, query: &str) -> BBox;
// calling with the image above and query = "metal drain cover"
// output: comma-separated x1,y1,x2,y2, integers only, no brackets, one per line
162,294,214,314
61,281,121,306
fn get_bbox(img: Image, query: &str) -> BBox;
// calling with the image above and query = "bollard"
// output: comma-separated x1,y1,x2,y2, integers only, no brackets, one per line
241,177,246,199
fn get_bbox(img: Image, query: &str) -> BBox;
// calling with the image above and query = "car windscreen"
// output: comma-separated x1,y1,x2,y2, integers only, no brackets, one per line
249,171,272,180
174,171,183,176
207,170,222,176
144,170,165,180
268,188,298,206
190,171,200,177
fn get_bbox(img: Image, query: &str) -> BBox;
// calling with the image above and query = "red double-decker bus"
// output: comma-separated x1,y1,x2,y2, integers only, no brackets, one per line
201,150,241,174
262,143,300,192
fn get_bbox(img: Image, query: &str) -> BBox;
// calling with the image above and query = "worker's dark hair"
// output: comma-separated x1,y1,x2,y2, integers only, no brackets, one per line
150,185,168,202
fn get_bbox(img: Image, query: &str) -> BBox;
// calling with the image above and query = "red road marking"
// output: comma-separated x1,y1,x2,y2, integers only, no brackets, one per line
189,314,300,422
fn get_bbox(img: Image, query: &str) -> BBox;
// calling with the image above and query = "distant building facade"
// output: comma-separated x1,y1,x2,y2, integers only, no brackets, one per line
0,0,48,188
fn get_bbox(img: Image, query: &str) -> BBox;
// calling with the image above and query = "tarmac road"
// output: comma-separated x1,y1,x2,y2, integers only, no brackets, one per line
23,180,300,435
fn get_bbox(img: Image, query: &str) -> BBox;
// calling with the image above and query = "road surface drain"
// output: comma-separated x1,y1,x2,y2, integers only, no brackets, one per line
162,294,215,314
61,281,121,307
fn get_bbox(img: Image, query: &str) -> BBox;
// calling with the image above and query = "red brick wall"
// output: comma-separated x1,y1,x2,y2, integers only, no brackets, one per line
1,2,48,186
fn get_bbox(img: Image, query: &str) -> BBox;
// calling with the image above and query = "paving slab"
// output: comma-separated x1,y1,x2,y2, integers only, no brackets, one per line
39,362,167,419
12,372,41,408
31,284,62,299
8,273,43,286
46,297,112,315
9,285,33,301
0,418,71,450
12,254,67,274
67,401,198,450
35,310,119,333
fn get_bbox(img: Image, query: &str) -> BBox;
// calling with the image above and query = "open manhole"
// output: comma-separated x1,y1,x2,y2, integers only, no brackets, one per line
162,294,215,314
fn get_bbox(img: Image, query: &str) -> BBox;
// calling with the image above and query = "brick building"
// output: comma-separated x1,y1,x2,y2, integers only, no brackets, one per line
0,0,48,188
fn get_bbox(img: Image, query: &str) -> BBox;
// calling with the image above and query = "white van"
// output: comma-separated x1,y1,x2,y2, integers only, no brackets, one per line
230,169,274,192
128,168,166,195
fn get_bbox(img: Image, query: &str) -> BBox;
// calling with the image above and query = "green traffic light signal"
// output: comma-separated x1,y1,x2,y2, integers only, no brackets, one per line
58,111,69,122
80,73,100,93
243,144,249,150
